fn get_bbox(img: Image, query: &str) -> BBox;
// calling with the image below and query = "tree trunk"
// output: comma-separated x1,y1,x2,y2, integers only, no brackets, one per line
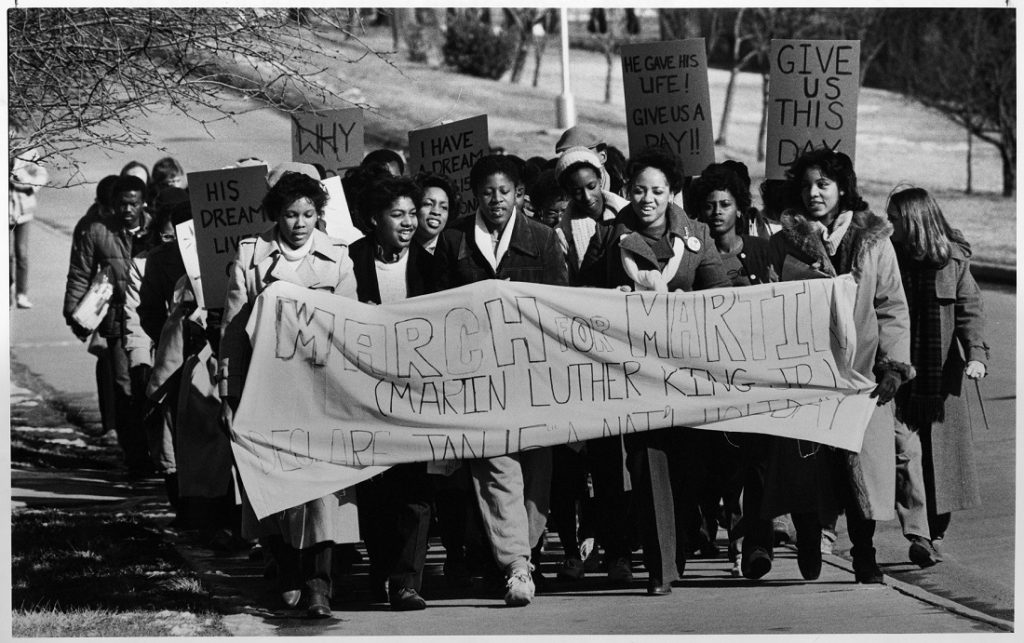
717,68,738,145
604,45,614,104
965,128,973,194
1001,144,1015,197
757,72,769,162
532,34,547,88
510,33,531,84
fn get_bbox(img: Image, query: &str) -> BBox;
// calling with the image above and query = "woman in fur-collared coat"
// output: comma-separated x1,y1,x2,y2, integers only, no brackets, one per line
763,149,914,585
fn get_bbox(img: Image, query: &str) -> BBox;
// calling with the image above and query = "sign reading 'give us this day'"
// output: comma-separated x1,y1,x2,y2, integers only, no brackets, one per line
766,39,860,180
621,39,715,176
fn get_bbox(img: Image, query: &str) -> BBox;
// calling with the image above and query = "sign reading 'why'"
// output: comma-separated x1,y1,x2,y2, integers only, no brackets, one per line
291,108,365,177
231,277,878,519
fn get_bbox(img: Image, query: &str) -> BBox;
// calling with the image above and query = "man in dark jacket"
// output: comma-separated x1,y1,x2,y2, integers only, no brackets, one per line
64,174,153,473
434,155,568,607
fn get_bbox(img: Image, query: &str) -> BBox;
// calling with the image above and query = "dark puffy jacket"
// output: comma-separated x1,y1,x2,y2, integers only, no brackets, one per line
63,214,153,338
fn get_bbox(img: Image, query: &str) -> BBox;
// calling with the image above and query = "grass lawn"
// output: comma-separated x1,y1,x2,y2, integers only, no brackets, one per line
311,23,1015,268
10,368,229,638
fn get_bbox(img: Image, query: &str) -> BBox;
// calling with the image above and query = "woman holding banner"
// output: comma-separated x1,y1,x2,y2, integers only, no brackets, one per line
585,148,730,595
219,171,357,618
764,148,914,584
886,186,988,565
349,176,438,611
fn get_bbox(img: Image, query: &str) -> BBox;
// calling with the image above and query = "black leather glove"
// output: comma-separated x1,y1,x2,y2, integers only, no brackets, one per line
869,370,903,406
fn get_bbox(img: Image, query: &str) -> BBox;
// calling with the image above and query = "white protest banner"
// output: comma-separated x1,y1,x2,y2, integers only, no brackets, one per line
321,175,363,245
291,108,364,177
621,39,715,176
408,115,489,219
765,39,861,180
188,165,270,308
174,219,205,310
231,276,878,519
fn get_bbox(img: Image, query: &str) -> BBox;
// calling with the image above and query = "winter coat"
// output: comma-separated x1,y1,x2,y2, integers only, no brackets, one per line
433,209,568,288
585,201,731,292
218,227,357,399
556,189,628,286
901,240,987,513
63,214,153,338
9,146,47,226
764,210,914,521
348,237,438,302
219,226,358,547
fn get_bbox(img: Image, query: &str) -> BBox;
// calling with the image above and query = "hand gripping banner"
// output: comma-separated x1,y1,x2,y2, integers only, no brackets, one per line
232,276,877,519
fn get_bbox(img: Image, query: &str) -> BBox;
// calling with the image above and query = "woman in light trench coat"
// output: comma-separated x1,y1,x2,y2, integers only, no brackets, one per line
219,169,357,618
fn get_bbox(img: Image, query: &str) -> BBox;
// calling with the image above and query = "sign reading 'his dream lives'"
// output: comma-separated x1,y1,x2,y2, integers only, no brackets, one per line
187,165,270,308
408,115,489,219
766,39,861,179
621,39,715,176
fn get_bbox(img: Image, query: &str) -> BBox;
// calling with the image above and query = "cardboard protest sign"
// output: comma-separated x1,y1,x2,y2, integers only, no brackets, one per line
766,39,861,180
621,39,715,176
408,115,489,219
291,108,364,178
232,276,878,519
187,165,270,308
321,175,363,245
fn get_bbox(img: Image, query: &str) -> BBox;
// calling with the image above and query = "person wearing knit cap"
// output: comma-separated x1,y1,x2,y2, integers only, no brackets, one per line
549,145,636,586
555,125,611,191
554,146,628,286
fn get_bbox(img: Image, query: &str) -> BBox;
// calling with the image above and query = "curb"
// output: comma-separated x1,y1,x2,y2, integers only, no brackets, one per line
813,547,1015,633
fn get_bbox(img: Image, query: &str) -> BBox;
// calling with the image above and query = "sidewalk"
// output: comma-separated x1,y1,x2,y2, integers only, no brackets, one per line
10,384,1011,637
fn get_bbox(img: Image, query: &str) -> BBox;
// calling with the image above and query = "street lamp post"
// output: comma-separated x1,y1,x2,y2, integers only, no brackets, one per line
555,7,576,129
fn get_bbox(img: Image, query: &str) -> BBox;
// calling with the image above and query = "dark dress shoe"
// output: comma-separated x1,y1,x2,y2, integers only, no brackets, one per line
742,547,773,580
797,545,822,580
853,558,884,584
908,537,939,568
647,581,672,596
390,587,427,611
307,591,332,618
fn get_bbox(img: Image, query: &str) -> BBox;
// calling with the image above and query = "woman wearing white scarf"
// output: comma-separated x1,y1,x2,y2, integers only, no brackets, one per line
587,148,730,595
219,171,357,618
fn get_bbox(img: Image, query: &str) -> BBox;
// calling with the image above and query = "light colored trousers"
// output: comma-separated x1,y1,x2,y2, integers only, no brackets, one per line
895,420,930,540
470,448,552,575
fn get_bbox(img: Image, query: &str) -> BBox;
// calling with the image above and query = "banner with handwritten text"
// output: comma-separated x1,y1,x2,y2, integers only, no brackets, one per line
766,39,860,179
621,39,715,175
231,277,878,519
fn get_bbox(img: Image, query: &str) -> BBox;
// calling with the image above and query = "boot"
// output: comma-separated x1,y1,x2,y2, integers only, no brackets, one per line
849,517,883,584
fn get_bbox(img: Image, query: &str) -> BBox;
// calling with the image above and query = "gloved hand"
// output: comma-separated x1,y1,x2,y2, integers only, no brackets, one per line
870,370,903,406
129,364,152,398
965,360,987,380
69,319,91,342
220,395,239,437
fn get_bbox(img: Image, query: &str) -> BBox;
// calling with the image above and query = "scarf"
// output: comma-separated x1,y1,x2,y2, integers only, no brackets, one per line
275,231,314,262
895,254,946,428
619,235,685,292
474,209,516,272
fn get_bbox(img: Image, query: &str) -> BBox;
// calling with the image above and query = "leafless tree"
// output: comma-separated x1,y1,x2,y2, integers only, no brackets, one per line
8,8,390,178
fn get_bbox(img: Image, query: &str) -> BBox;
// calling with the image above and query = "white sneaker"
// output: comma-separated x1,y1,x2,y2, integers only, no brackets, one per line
15,294,32,309
504,569,535,606
820,530,836,555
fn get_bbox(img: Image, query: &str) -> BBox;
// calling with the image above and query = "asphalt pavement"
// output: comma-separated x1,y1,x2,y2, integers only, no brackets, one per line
8,99,1017,636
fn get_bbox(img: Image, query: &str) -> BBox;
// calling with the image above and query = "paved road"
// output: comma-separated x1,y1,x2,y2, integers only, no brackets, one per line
9,100,1016,634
